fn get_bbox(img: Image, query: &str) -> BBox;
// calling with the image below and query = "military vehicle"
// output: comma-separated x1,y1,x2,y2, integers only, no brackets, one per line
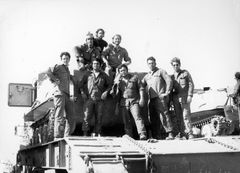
8,71,240,173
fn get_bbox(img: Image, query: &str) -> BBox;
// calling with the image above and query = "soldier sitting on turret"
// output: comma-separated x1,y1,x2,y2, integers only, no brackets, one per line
93,28,108,53
74,32,102,70
102,34,131,80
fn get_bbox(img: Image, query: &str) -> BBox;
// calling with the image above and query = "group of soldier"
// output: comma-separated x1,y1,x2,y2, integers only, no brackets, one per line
46,28,196,141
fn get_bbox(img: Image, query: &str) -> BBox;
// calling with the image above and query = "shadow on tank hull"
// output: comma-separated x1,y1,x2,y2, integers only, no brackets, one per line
23,71,150,140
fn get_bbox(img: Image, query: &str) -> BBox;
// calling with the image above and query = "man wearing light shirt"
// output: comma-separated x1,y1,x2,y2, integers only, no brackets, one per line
102,34,131,76
142,56,174,140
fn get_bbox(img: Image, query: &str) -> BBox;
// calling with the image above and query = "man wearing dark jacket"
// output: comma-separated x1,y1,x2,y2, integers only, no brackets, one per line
80,58,111,136
46,52,74,139
74,32,102,70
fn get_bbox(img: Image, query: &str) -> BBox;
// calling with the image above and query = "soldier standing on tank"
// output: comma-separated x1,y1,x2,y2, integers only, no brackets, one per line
80,58,111,136
112,64,147,140
74,32,102,70
46,52,75,139
102,34,131,79
231,72,240,130
141,56,174,140
73,57,90,95
170,57,194,139
72,58,91,128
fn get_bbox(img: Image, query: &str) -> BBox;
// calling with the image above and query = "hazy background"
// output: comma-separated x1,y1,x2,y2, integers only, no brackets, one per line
0,0,240,162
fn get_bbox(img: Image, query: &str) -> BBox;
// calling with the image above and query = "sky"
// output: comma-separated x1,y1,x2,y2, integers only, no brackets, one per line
0,0,240,162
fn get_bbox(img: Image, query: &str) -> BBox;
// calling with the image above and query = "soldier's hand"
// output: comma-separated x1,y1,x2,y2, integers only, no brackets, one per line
70,96,77,102
114,74,122,84
139,99,145,107
187,96,192,103
109,89,115,97
81,93,88,101
103,62,111,71
101,91,108,100
160,93,168,99
55,79,60,85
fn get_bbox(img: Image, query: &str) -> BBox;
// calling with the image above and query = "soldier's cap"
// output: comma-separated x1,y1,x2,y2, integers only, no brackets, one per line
86,32,94,39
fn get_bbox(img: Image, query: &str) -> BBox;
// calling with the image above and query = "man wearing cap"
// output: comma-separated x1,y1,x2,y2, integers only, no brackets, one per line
46,52,75,139
74,32,102,70
102,34,131,76
170,57,194,139
79,58,111,136
141,56,174,140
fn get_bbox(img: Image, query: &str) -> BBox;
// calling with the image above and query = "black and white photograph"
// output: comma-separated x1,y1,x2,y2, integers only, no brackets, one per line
0,0,240,172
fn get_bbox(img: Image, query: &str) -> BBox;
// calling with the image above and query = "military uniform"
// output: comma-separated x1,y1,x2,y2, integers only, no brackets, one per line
232,80,240,128
102,44,131,72
46,64,74,138
72,66,91,123
171,69,194,137
116,73,146,139
93,38,108,53
142,67,173,139
80,71,111,135
74,44,101,68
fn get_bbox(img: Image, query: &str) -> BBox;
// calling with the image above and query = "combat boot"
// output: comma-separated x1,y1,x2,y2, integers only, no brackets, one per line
83,131,88,137
188,134,194,139
96,133,102,137
175,132,187,140
166,132,174,140
139,133,147,140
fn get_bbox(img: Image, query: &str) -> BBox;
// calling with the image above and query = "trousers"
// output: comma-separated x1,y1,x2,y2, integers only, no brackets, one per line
119,100,146,138
149,97,173,139
82,99,104,134
53,92,75,138
172,95,193,135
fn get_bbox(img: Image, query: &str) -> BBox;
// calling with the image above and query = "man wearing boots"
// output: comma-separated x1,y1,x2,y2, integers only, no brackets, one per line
112,64,147,140
170,57,194,139
142,56,174,140
80,58,111,136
